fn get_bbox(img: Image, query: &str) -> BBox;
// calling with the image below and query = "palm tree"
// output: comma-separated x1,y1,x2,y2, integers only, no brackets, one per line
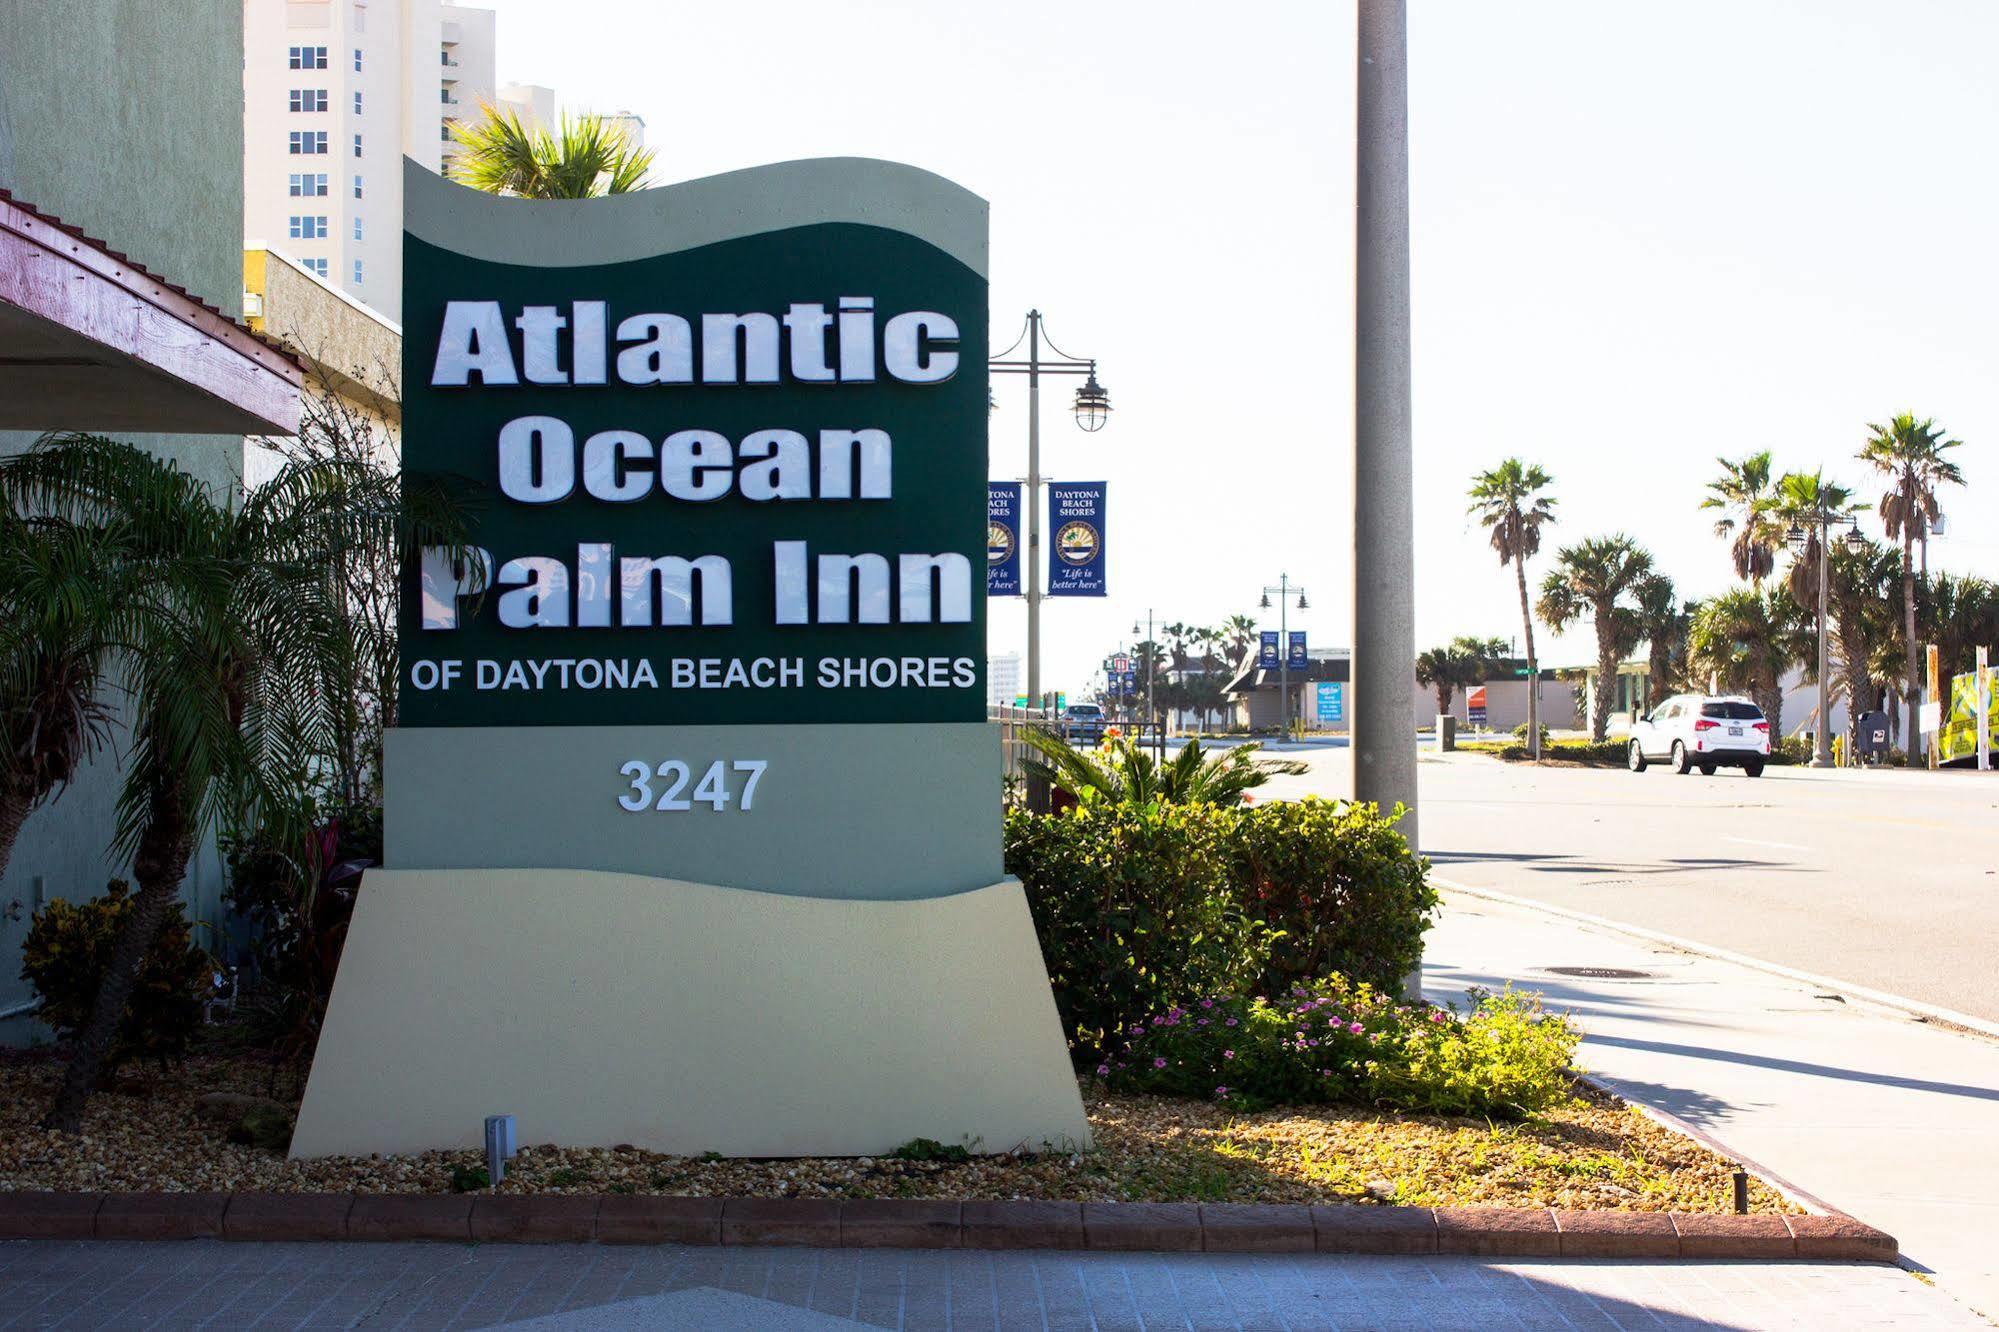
1413,645,1471,718
1700,451,1783,585
1631,573,1689,709
4,436,430,1133
1468,460,1556,758
1021,729,1305,808
0,512,124,883
1536,536,1653,741
447,104,655,199
1774,469,1862,616
1828,539,1904,753
1687,588,1796,732
1922,573,1999,687
1222,614,1259,668
1860,413,1965,762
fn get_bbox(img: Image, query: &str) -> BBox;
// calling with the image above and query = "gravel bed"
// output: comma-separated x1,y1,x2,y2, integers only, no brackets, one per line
0,1050,1796,1212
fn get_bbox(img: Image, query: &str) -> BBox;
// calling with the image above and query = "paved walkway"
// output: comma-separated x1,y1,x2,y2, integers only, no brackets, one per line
0,1238,1982,1330
1426,889,1999,1326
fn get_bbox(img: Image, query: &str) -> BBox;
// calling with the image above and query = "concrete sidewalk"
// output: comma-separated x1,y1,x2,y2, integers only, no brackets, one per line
0,1238,1982,1330
1426,889,1999,1326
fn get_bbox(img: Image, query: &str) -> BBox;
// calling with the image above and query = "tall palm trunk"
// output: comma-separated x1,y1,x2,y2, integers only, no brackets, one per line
41,782,195,1133
1902,527,1920,765
1592,602,1617,742
1514,551,1540,758
1838,618,1871,761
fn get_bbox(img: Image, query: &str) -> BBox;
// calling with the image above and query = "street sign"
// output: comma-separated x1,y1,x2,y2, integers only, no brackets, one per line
1110,653,1131,674
1315,681,1344,723
1466,685,1488,730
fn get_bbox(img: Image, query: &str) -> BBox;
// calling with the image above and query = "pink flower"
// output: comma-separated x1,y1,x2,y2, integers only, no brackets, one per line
1197,1018,1210,1026
1200,998,1215,1009
1429,1011,1448,1023
1154,1057,1168,1069
1223,1050,1235,1060
1349,1022,1364,1035
1225,1018,1239,1027
1096,1064,1110,1076
1214,1086,1229,1098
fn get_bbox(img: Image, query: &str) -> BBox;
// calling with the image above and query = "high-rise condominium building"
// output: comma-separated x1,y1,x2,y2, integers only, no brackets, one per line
243,0,517,320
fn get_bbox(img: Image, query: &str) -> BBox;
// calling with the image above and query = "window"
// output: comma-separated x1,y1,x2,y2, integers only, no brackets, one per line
288,131,329,155
288,46,328,70
287,172,328,197
1701,701,1764,721
288,89,328,112
353,173,364,200
353,48,363,72
353,91,363,114
353,133,363,158
440,123,452,141
440,88,451,103
353,3,365,32
353,259,364,285
352,216,363,241
288,215,329,240
303,258,329,279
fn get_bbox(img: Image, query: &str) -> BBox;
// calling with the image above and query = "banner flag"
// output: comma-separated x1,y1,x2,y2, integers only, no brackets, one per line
1315,681,1345,722
1287,631,1308,670
1046,482,1107,596
1259,631,1279,669
987,482,1021,596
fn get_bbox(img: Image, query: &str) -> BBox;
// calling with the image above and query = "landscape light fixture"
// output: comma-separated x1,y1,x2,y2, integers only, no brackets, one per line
1785,522,1807,553
1297,592,1310,610
1843,526,1870,554
1073,369,1111,431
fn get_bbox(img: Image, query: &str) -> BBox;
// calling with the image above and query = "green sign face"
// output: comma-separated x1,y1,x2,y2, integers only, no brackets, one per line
400,182,988,728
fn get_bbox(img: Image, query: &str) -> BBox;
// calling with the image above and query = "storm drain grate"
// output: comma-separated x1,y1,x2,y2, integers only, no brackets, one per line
1542,966,1655,980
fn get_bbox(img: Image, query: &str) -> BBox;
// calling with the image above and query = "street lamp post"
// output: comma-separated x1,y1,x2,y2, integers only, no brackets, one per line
1786,506,1865,768
1259,576,1309,742
1132,611,1161,759
991,311,1110,713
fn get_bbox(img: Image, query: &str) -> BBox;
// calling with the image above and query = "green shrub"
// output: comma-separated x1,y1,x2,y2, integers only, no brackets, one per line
1511,722,1552,744
1493,740,1627,765
1229,798,1433,995
20,881,212,1069
1004,802,1276,1062
1102,977,1579,1119
1004,798,1432,1064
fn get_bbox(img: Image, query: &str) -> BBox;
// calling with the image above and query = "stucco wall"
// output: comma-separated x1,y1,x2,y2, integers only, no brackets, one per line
0,0,247,1028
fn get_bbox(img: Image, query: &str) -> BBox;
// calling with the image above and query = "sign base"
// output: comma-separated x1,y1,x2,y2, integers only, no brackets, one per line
290,869,1088,1159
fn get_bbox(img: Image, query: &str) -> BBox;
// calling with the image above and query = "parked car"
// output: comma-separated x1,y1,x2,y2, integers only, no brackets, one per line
1627,694,1770,776
1063,704,1107,743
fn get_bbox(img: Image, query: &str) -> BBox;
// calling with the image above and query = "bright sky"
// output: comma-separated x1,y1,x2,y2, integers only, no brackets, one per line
487,0,1996,692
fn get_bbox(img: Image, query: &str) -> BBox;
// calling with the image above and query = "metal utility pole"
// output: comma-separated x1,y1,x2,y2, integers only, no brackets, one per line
991,312,1110,713
1357,0,1419,991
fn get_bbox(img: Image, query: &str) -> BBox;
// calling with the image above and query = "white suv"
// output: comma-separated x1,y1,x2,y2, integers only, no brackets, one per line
1627,695,1771,777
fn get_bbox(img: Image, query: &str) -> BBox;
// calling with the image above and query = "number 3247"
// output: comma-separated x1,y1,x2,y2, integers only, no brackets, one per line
618,759,767,812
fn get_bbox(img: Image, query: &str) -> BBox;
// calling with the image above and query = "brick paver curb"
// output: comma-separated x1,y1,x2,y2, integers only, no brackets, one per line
0,1192,1897,1261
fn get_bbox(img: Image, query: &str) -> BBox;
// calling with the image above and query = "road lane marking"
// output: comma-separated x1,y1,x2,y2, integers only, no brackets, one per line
1723,835,1813,852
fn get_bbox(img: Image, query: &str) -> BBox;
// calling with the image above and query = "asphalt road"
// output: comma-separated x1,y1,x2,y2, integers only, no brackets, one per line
1252,745,1999,1023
